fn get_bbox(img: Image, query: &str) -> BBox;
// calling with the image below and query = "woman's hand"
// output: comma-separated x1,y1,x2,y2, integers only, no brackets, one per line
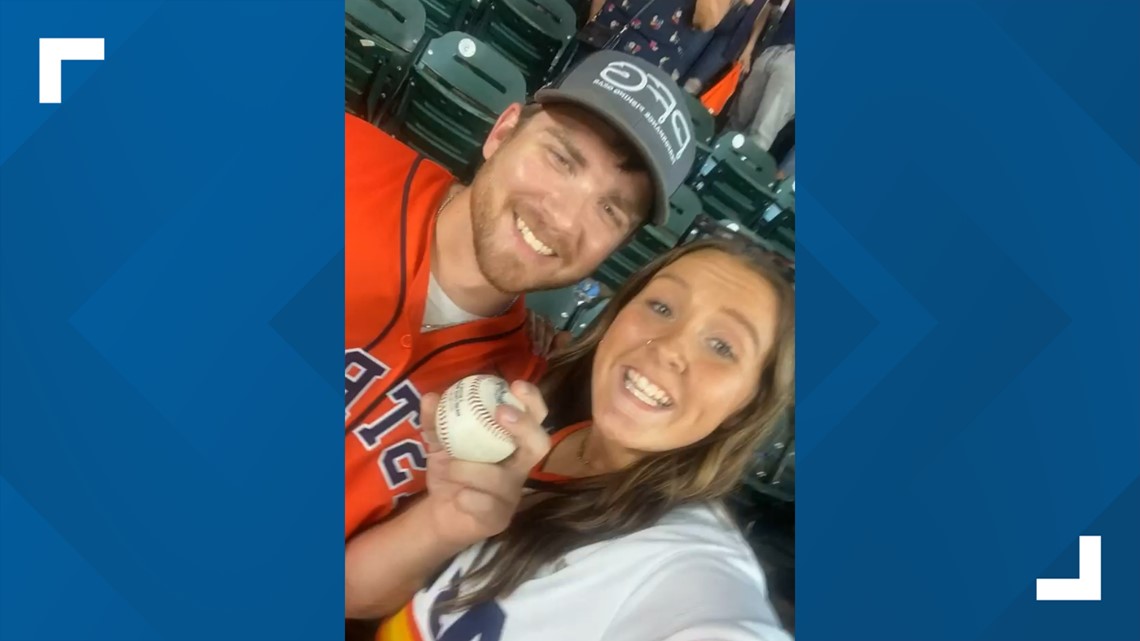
739,44,755,74
526,310,563,357
419,381,552,548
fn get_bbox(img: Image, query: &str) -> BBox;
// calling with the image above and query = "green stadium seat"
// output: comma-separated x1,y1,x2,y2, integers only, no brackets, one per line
593,252,639,291
630,187,704,254
591,185,711,291
746,411,795,501
685,92,716,146
569,297,610,337
684,93,715,180
773,225,794,253
470,0,577,91
390,32,526,181
595,243,650,292
525,285,578,330
345,0,426,119
636,225,676,255
421,0,478,40
688,132,779,229
751,177,794,241
664,185,703,240
616,242,656,270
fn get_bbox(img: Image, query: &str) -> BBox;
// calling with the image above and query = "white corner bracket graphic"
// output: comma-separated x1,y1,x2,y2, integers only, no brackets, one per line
39,38,105,104
1036,535,1102,601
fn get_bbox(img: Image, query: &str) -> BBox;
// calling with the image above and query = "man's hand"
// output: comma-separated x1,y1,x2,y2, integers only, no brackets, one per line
420,381,552,548
345,384,550,620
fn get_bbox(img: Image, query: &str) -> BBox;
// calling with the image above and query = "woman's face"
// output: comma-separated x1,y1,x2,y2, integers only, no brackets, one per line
590,250,781,458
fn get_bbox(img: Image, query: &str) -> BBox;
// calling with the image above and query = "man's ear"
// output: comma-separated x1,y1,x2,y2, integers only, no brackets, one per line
483,102,525,161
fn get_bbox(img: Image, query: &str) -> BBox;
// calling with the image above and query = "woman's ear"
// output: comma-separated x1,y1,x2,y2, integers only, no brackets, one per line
483,103,525,161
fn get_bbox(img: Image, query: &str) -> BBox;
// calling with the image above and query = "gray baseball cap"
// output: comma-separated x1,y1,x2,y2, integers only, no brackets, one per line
534,51,696,226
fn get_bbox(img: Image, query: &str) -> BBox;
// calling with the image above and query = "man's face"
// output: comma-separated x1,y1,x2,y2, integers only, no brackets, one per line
467,103,654,293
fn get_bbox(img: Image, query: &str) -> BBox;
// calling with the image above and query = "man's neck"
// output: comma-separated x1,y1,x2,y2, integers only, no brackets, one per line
431,186,517,318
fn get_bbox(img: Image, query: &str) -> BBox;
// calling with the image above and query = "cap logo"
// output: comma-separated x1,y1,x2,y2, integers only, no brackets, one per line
594,60,692,165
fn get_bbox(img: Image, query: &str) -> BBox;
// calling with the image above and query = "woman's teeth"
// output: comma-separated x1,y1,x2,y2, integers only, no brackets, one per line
516,217,555,256
624,368,673,408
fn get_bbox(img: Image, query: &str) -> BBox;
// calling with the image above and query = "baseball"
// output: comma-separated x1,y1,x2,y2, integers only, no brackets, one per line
435,375,526,463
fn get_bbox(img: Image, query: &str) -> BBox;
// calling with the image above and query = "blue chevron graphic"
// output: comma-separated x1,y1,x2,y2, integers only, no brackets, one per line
796,189,935,457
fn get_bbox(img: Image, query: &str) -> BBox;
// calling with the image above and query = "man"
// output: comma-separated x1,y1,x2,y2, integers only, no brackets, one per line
344,50,695,593
729,0,794,150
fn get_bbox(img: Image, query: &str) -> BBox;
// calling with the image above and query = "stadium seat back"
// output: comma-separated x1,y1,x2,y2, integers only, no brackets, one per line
593,251,641,290
569,296,610,337
421,0,477,39
666,185,703,239
525,286,579,330
684,92,715,147
690,132,779,227
753,176,795,236
391,32,526,180
473,0,577,90
345,0,426,117
684,93,715,179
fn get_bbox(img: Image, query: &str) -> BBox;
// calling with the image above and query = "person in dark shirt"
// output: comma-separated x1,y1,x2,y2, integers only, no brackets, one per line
681,0,771,96
581,0,750,92
728,0,794,150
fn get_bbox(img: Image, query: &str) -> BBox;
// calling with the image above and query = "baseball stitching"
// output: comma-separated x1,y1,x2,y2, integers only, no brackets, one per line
466,376,514,443
437,376,514,459
436,389,454,455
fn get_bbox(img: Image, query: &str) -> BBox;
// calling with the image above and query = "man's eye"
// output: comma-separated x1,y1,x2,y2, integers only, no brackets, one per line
550,150,571,169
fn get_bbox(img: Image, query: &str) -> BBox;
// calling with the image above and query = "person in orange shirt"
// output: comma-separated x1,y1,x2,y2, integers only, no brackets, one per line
345,49,696,600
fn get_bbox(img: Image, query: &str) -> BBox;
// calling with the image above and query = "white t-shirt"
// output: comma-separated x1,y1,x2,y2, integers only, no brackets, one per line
422,272,486,330
379,503,792,641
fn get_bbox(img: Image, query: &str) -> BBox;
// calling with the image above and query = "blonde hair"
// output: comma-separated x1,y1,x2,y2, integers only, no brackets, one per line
444,238,795,610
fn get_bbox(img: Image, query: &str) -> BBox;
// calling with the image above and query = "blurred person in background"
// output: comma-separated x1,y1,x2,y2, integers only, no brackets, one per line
577,0,764,95
728,0,794,150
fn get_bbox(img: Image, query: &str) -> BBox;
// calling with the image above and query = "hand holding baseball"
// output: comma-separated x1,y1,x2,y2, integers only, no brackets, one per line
420,379,552,548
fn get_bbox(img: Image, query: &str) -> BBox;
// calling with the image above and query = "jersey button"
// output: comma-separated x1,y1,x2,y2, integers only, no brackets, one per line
400,334,413,348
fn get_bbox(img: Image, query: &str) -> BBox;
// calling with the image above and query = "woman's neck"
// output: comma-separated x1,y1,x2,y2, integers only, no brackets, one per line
544,424,638,478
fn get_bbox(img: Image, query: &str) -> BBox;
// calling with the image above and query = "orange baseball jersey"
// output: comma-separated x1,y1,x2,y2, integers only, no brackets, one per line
345,114,545,539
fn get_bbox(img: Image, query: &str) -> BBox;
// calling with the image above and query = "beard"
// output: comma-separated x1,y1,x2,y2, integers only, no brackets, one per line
467,163,589,294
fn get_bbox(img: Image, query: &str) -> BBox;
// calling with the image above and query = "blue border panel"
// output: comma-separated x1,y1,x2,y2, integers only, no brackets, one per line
1,2,344,639
798,2,1139,640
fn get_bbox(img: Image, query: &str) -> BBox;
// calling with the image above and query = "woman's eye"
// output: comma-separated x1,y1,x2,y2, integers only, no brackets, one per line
648,300,672,317
710,338,736,360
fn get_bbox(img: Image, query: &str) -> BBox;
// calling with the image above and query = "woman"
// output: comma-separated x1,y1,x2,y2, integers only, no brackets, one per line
353,238,795,640
577,0,751,92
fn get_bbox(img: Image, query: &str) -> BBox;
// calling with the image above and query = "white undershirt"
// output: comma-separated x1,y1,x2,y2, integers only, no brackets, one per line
422,271,487,331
